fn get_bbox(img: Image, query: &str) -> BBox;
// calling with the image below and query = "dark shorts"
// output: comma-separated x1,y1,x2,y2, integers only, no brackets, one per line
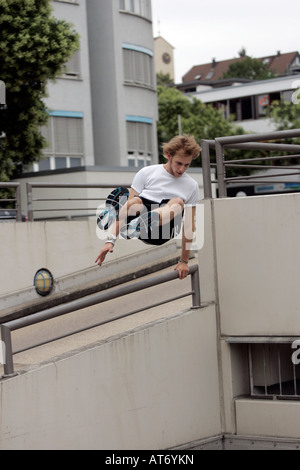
127,196,183,246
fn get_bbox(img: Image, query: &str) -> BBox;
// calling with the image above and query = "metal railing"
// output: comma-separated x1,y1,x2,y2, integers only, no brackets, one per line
0,182,22,221
227,337,300,400
0,264,201,378
26,182,131,221
248,342,300,399
201,129,300,198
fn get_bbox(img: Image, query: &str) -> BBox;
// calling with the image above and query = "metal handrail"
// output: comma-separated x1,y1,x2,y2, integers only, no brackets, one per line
0,182,22,221
26,182,131,221
0,264,201,378
201,129,300,198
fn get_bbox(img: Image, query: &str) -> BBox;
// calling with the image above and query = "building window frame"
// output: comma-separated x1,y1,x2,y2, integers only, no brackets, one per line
61,49,81,80
123,43,154,89
35,111,84,172
119,0,151,21
126,115,153,167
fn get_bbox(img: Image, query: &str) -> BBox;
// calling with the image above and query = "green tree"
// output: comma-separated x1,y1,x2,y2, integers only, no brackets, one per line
222,56,277,81
157,80,271,180
268,99,300,131
157,83,248,170
0,0,80,182
266,99,300,165
156,72,174,87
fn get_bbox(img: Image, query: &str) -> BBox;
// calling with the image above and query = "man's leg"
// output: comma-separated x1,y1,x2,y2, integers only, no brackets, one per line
118,197,146,238
136,198,184,242
154,198,184,226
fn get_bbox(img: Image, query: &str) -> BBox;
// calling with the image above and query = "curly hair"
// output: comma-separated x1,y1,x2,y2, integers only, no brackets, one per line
162,134,202,160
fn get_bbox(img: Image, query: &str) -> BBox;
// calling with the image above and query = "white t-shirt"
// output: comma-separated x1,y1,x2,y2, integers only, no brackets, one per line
131,164,200,207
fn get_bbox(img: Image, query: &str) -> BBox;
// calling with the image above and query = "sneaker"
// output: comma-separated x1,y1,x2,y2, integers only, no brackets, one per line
97,206,116,231
139,211,160,239
119,216,141,239
120,211,160,240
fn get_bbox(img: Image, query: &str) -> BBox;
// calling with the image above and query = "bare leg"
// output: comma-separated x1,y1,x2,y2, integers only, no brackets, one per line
153,197,184,226
117,197,145,231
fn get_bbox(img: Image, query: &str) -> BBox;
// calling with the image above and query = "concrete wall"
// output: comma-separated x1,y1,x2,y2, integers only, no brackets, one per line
3,167,206,309
198,193,300,335
213,193,300,336
2,191,300,448
198,192,300,440
0,218,179,311
0,305,221,450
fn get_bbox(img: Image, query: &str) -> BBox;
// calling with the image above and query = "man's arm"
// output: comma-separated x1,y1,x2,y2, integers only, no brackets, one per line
95,188,138,267
174,206,195,279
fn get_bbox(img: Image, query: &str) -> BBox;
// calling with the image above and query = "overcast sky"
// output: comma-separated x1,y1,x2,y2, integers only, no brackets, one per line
151,0,300,83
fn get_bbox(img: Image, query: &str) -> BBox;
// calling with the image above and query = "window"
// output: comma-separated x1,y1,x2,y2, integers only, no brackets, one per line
54,0,79,4
126,120,153,167
123,46,154,88
37,114,84,171
205,70,214,80
257,92,280,117
55,157,67,169
119,0,151,20
217,96,254,121
70,157,82,167
64,50,81,78
241,97,253,120
39,157,51,171
228,339,300,400
249,342,300,398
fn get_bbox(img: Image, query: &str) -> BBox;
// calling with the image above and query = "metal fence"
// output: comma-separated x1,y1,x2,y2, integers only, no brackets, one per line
201,129,300,198
1,264,201,378
248,342,300,399
0,182,22,221
227,337,300,400
26,182,131,221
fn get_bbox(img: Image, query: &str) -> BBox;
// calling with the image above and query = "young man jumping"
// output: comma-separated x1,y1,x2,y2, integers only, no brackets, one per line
95,134,201,280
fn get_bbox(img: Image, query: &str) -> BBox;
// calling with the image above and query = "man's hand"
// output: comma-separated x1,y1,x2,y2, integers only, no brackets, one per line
95,242,114,267
174,260,189,280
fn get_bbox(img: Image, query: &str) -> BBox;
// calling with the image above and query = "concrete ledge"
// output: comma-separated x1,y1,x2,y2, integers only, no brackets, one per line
0,241,184,322
174,433,300,450
235,398,300,440
223,433,300,450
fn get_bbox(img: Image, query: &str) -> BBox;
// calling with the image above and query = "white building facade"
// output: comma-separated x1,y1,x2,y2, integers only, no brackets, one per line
33,0,158,172
87,0,158,168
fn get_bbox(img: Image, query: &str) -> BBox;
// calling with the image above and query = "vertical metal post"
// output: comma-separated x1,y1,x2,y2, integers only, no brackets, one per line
1,324,16,377
263,344,268,396
190,265,201,308
26,182,33,222
277,344,282,396
201,140,212,199
15,184,22,222
178,114,182,135
215,140,227,198
248,344,254,396
293,361,297,396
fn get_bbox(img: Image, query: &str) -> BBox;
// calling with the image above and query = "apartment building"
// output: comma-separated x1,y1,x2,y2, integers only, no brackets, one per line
177,52,300,133
34,0,94,172
33,0,158,172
